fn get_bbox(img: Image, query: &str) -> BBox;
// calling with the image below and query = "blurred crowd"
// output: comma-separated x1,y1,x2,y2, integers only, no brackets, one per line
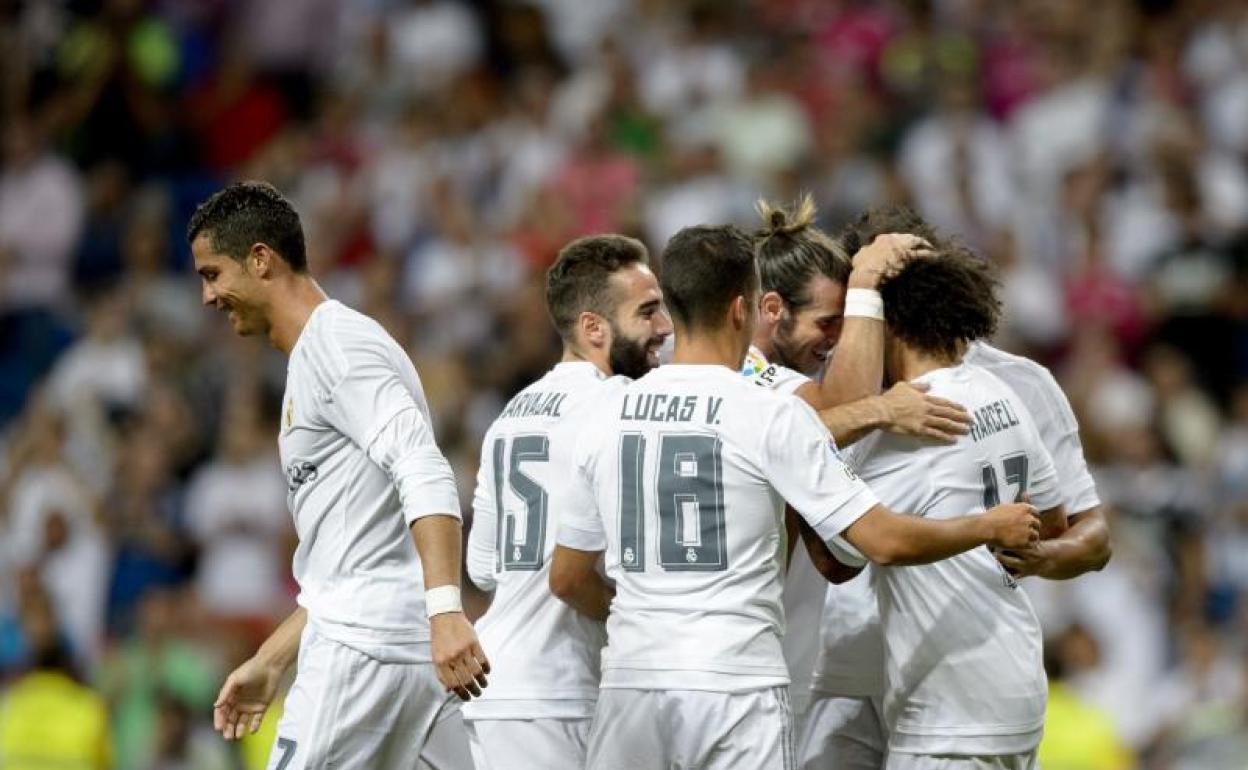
0,0,1246,768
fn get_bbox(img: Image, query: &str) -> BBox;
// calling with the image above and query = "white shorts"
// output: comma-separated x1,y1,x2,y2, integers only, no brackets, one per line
797,694,887,770
466,718,590,770
885,750,1038,770
267,628,474,770
585,688,796,770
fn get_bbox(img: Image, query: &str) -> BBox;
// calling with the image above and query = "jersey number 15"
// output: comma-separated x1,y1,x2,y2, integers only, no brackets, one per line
492,434,549,571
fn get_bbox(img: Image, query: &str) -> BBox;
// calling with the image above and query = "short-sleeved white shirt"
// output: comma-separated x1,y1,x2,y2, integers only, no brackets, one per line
279,300,461,656
812,345,1102,702
844,363,1062,755
557,364,878,692
464,362,626,720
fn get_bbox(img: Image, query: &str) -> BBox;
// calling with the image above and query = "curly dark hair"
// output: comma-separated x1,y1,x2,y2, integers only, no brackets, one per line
839,204,945,255
877,248,1001,359
187,181,308,272
545,234,649,341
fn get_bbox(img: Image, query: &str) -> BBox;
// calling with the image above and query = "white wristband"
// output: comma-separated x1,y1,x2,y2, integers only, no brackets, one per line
425,585,463,618
844,288,884,321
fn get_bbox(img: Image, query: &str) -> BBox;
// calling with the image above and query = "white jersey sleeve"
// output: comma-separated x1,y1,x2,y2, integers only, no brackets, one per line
965,342,1100,514
316,330,461,524
280,300,456,652
556,435,609,552
1019,410,1063,514
759,397,879,543
467,429,500,591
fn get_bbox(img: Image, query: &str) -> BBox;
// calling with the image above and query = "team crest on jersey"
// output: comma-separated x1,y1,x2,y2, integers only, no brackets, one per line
623,547,636,565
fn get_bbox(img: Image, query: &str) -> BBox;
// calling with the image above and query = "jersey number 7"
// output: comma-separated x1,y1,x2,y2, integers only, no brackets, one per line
618,433,728,572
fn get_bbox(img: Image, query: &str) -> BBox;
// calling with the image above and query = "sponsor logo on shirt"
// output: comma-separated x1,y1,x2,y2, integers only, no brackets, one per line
286,460,319,492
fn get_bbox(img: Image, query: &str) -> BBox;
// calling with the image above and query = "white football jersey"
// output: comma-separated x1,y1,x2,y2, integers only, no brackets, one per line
964,341,1100,514
279,300,461,656
557,364,879,692
464,362,626,720
741,344,826,715
812,344,1103,702
843,362,1063,755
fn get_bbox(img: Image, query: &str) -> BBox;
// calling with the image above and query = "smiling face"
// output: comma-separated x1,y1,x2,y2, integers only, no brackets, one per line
770,273,846,376
192,233,270,337
604,263,672,378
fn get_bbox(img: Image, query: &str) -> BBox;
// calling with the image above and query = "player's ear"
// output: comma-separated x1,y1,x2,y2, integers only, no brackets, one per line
578,310,607,348
760,291,784,322
249,243,275,279
729,295,748,331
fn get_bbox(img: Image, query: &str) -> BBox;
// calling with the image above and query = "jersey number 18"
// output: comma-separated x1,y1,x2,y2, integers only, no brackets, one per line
618,433,728,573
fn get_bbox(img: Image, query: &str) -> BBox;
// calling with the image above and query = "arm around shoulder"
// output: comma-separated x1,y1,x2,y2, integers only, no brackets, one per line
841,501,1040,567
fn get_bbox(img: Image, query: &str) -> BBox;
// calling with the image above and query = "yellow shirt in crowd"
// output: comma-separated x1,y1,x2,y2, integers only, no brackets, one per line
1039,682,1134,770
0,671,112,770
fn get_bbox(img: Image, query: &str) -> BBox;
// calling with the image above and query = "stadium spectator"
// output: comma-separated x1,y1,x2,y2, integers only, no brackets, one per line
0,579,111,769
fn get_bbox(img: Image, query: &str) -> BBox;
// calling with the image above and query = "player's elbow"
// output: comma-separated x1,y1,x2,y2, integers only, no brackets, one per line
816,557,863,583
843,509,909,567
1088,535,1112,572
861,543,904,567
805,542,863,583
1073,507,1113,572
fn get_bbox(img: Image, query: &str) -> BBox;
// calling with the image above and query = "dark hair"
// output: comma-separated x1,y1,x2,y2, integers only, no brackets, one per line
545,235,649,340
659,224,758,331
187,181,308,272
839,204,943,256
878,248,1001,358
754,194,851,310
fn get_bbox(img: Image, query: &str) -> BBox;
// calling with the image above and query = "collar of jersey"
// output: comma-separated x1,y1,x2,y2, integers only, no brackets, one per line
647,363,740,379
289,299,340,359
553,360,610,380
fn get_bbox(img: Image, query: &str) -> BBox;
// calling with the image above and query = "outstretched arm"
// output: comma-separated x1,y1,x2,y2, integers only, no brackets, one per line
839,502,1040,567
213,607,306,741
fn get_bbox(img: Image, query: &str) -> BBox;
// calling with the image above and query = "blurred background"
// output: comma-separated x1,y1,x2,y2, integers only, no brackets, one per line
0,0,1245,767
